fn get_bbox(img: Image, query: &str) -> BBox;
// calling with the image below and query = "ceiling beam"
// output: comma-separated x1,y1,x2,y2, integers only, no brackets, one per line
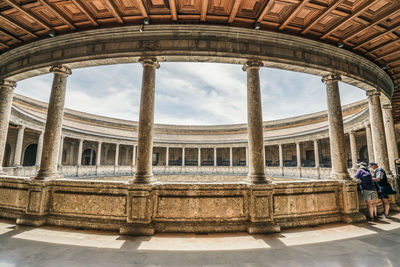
71,0,98,26
169,0,177,21
366,38,400,56
375,49,400,61
0,27,23,43
38,0,75,30
0,14,38,38
301,0,344,35
101,0,123,23
321,0,376,40
135,0,148,18
5,0,52,30
228,0,243,23
343,8,400,43
279,0,310,31
354,24,400,51
257,0,275,23
200,0,208,21
0,42,10,49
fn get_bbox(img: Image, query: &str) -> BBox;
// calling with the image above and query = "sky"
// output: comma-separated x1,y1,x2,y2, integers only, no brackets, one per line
15,62,367,125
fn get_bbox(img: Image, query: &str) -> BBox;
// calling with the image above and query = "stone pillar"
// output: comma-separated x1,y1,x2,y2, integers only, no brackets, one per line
58,135,64,167
132,145,136,166
349,131,358,169
104,144,109,165
214,147,217,167
365,123,374,162
322,74,350,180
166,147,169,166
13,125,25,167
0,80,16,173
279,144,283,167
69,143,74,165
198,147,201,166
115,144,120,166
229,147,233,167
296,142,301,168
35,131,44,166
314,140,320,168
243,61,267,184
133,58,159,184
96,142,102,166
77,139,83,166
36,65,71,180
182,147,185,167
367,91,391,175
382,104,398,174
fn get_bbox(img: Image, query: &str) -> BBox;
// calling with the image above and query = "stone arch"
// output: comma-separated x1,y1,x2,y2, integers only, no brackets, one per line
82,149,96,165
23,143,37,166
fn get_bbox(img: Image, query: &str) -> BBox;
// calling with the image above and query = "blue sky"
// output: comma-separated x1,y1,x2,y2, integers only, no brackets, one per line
15,62,366,125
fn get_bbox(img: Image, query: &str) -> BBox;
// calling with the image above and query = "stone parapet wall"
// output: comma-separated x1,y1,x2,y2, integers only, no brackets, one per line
0,176,365,235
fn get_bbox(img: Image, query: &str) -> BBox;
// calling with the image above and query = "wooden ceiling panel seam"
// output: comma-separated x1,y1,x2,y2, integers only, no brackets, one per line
366,37,400,56
0,42,10,49
169,0,177,21
0,27,23,43
376,47,400,60
37,0,76,30
134,0,149,18
228,0,243,23
301,0,343,35
4,0,53,31
279,0,310,30
100,0,124,23
200,0,209,21
70,0,98,26
354,24,400,50
0,14,38,38
257,0,275,22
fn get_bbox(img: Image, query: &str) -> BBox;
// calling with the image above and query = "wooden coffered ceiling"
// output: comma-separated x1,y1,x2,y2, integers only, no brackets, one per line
0,0,400,119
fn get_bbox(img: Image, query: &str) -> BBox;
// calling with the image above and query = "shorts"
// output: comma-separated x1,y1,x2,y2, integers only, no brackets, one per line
377,190,389,199
362,190,376,201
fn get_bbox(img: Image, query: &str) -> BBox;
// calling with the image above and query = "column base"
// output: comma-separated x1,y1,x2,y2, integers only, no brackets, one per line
247,223,280,234
34,170,63,180
245,173,271,184
130,173,157,184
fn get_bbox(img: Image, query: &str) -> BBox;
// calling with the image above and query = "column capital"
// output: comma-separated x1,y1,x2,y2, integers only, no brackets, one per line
382,104,392,110
364,121,371,128
0,79,17,89
17,125,26,130
242,60,263,71
366,90,380,97
139,57,160,69
50,65,72,76
321,73,341,84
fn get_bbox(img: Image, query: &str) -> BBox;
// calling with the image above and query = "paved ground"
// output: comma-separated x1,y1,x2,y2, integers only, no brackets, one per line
1,214,400,267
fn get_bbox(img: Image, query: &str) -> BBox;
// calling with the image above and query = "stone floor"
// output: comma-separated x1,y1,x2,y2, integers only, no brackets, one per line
1,214,400,266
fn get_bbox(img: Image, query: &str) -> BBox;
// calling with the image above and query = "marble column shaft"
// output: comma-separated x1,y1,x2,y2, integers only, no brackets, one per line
77,139,83,166
36,65,71,180
115,144,119,166
279,144,283,167
314,140,320,168
382,104,398,174
58,136,64,166
132,145,136,166
365,123,374,162
367,91,391,175
322,74,350,180
296,142,301,167
0,80,16,172
13,125,25,167
198,147,201,166
166,147,169,166
243,61,267,183
229,147,233,167
96,142,102,166
349,131,358,169
35,131,44,166
182,147,185,167
133,58,159,183
213,148,217,167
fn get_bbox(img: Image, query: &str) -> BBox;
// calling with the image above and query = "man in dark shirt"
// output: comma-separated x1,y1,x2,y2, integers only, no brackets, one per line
369,162,391,218
354,162,377,221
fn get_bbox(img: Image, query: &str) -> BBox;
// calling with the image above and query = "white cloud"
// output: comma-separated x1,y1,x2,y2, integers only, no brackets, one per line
15,63,366,125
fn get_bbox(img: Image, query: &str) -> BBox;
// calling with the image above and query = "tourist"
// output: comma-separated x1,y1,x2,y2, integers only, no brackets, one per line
369,162,391,218
354,162,377,221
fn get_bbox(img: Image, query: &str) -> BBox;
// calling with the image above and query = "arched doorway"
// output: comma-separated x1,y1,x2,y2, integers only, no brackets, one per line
2,143,11,167
23,144,37,166
82,149,96,165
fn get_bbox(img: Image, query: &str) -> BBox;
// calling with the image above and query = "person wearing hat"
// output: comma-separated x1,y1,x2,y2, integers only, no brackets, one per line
369,162,391,218
354,162,377,221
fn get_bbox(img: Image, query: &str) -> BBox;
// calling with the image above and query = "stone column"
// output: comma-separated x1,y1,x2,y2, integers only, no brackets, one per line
166,147,169,166
349,131,358,169
115,144,120,166
0,80,16,173
367,91,391,175
133,58,159,184
132,145,136,166
279,144,283,167
322,74,350,180
382,104,398,174
35,131,44,166
36,65,71,180
77,139,83,166
69,143,74,165
182,147,185,167
58,135,64,167
104,144,109,165
314,140,320,168
198,147,201,166
13,125,25,167
214,147,217,167
96,142,102,166
296,142,301,168
229,147,233,167
365,123,374,162
243,61,267,183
